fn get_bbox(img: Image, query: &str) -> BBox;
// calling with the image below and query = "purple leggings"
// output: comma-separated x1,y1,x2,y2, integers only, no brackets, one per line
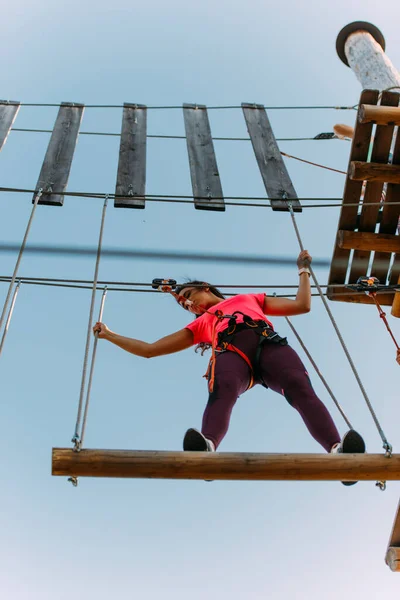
201,330,340,452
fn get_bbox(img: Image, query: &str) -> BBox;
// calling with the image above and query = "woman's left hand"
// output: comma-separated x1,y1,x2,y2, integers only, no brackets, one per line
297,250,312,269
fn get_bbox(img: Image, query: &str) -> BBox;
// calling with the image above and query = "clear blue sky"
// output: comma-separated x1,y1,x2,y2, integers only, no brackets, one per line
1,1,400,598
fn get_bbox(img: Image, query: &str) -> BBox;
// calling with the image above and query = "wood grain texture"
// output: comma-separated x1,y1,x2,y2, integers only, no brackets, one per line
348,91,399,284
114,104,147,209
386,547,400,572
326,285,394,306
350,162,400,183
52,448,400,481
183,104,224,211
327,89,380,300
242,103,301,212
35,102,84,206
391,276,400,317
359,104,400,125
338,230,400,253
0,101,20,151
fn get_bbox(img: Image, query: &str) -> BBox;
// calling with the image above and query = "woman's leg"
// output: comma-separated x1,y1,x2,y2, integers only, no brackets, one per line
202,350,251,449
259,343,341,452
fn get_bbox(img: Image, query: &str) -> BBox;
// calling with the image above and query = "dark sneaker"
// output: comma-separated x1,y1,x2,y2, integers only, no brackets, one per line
331,430,366,486
183,428,215,452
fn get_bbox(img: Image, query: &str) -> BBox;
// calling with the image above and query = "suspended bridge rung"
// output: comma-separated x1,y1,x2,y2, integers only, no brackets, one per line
52,449,400,481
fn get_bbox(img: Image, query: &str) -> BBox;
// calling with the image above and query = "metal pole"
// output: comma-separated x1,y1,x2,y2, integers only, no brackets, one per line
336,21,400,90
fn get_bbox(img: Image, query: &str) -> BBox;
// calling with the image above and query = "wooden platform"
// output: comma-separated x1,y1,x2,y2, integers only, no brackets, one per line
327,89,400,314
52,448,400,481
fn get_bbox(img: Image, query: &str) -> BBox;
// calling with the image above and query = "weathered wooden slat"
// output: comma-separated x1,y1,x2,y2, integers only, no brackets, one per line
35,102,84,206
52,448,400,481
386,501,400,571
183,103,224,211
348,91,399,284
327,89,380,300
372,117,400,282
114,104,147,209
242,103,301,212
327,285,394,306
359,104,400,126
350,162,400,183
338,230,400,253
0,101,20,151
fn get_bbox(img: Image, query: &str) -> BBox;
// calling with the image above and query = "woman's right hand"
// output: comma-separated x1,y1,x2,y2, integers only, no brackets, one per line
93,322,111,339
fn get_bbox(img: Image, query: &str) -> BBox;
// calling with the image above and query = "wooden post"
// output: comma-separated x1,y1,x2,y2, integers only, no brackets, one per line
392,276,400,317
386,500,400,571
0,101,20,151
336,22,400,90
52,448,400,481
359,104,400,126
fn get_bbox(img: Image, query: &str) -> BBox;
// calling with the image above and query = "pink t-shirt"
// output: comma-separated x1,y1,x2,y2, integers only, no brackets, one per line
185,293,273,346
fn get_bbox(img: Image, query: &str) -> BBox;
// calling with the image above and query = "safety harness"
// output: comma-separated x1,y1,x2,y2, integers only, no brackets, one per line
152,279,287,393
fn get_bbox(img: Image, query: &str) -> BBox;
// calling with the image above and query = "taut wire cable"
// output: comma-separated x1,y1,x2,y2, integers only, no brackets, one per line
0,188,42,333
0,280,21,357
72,195,109,451
79,286,108,448
286,200,392,455
284,315,353,429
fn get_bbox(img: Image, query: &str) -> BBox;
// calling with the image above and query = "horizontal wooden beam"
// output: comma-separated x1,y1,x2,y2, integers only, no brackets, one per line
359,104,400,126
350,161,400,183
52,449,400,481
386,547,400,572
327,285,394,306
338,230,400,253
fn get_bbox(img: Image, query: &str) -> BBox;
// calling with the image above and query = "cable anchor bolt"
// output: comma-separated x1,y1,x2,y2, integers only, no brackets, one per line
68,476,78,487
384,442,393,458
376,480,387,492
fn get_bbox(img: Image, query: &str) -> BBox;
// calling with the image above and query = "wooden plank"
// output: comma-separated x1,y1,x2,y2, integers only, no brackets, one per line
327,89,380,299
242,103,301,212
386,501,400,571
386,547,400,572
348,91,398,285
350,162,400,183
35,102,84,206
183,103,224,211
327,285,394,306
52,448,400,481
114,104,147,209
372,119,400,283
0,101,20,151
338,230,400,253
359,104,400,126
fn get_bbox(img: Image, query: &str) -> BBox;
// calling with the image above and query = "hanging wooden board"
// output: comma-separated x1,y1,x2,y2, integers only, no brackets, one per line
34,102,84,206
242,103,301,212
0,101,20,152
183,103,225,211
114,104,147,209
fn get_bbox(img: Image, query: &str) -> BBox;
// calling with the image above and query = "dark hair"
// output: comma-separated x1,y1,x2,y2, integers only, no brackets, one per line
175,280,225,354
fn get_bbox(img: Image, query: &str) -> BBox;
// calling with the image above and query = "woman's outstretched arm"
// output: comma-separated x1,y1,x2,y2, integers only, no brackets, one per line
93,322,194,358
263,250,312,317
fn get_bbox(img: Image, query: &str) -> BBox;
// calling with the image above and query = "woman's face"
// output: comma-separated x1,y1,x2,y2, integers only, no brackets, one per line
178,286,219,314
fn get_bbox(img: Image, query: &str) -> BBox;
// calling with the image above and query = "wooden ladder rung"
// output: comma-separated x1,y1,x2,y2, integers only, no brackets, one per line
350,161,400,183
359,104,400,126
338,231,400,253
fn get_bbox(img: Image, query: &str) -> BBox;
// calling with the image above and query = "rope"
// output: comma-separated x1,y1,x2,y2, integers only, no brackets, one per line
287,201,392,454
79,287,108,448
280,152,347,175
0,189,42,332
0,280,21,357
72,195,109,450
370,294,400,351
284,315,352,428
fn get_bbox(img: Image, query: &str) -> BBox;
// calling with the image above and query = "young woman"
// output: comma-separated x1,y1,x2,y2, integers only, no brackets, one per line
93,250,365,481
